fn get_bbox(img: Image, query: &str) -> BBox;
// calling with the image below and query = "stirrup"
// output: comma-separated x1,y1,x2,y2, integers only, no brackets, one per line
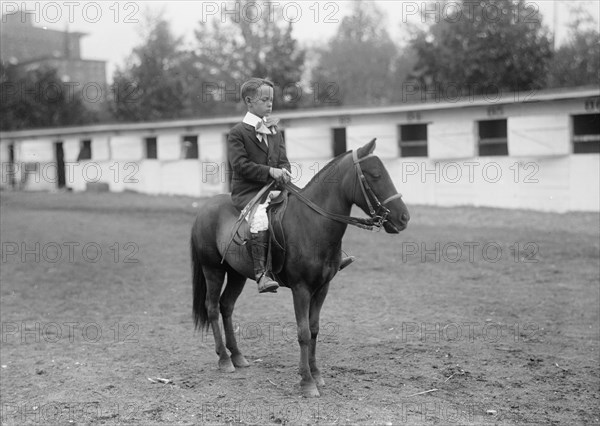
339,256,356,271
257,273,279,293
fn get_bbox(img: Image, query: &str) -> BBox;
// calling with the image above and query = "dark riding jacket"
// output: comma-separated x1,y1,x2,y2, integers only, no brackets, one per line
228,121,291,211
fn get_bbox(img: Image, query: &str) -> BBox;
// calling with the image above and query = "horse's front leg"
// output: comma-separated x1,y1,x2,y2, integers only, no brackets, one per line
203,267,235,373
309,282,330,388
292,286,320,397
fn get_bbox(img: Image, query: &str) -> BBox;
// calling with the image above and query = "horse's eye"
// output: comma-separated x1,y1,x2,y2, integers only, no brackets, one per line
367,171,381,179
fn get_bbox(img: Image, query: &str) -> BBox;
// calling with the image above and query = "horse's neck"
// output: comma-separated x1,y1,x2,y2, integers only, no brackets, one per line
301,177,352,216
294,162,353,241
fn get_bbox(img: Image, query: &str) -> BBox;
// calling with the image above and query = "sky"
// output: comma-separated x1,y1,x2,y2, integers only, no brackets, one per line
2,1,599,80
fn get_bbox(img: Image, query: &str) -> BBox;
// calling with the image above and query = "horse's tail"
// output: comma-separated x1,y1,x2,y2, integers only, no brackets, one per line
191,234,209,331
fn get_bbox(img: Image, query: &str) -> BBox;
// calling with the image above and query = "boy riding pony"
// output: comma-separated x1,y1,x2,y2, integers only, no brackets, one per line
228,78,354,294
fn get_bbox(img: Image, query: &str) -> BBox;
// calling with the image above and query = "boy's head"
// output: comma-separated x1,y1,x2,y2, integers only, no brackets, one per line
241,78,274,118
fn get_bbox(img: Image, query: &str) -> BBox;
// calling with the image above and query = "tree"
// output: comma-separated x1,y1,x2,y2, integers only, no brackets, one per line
111,16,194,121
311,1,402,107
0,63,96,131
193,0,306,112
547,7,599,88
409,0,553,97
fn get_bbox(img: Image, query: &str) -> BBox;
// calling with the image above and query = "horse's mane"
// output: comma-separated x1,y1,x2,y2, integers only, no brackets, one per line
300,150,352,192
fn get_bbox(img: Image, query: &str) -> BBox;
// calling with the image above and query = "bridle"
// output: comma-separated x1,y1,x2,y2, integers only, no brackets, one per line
282,150,403,231
352,150,403,230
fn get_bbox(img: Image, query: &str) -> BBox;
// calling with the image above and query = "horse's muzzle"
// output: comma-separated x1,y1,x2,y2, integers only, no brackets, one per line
384,212,409,233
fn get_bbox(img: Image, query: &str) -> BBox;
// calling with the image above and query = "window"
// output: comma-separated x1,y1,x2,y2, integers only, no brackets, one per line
145,137,157,159
399,124,428,157
573,114,600,154
478,119,508,156
182,135,198,159
332,127,346,157
77,139,92,160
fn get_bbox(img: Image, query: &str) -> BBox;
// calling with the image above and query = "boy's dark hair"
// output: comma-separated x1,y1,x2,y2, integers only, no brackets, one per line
241,78,274,103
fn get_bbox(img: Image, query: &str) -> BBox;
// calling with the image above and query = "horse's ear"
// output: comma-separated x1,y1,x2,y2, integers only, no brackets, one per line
357,139,377,158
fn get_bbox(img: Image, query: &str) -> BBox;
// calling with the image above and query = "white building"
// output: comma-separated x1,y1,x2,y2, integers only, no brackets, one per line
1,86,598,213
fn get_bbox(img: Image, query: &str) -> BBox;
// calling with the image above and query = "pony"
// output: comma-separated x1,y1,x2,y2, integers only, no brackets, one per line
191,139,410,397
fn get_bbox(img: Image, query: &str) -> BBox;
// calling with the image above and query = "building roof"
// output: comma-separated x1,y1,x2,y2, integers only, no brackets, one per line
1,86,598,140
15,57,108,67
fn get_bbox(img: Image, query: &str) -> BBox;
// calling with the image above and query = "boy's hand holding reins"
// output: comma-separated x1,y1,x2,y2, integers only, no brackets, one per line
269,168,291,185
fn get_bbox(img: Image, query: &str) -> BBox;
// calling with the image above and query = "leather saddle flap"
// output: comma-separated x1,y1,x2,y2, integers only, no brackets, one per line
233,190,290,275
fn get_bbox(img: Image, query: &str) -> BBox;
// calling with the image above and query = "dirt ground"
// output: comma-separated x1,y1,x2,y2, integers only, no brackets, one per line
1,191,598,425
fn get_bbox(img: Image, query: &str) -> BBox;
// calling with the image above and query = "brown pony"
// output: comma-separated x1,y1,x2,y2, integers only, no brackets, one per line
191,139,409,397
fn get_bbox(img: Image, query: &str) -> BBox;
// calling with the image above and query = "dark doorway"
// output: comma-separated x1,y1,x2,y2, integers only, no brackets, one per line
8,143,15,189
332,127,347,157
572,114,600,154
478,119,508,156
183,135,199,159
145,137,158,159
55,142,66,188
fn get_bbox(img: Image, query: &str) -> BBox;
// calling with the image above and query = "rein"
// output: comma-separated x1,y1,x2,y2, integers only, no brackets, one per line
220,150,402,263
282,150,403,231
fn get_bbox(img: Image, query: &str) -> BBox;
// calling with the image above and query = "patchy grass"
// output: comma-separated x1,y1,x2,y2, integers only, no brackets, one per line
1,191,598,425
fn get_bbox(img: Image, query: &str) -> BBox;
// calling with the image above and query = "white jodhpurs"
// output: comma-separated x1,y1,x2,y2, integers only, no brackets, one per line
246,190,281,234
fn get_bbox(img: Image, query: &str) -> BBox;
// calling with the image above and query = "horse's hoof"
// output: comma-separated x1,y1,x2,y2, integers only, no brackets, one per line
300,382,321,398
218,358,235,373
231,354,250,368
313,375,325,387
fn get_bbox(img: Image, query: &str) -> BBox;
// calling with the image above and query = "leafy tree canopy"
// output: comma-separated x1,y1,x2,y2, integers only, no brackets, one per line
409,0,553,97
1,63,96,131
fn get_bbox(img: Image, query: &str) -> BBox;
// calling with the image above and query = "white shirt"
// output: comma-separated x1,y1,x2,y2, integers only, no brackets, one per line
242,112,271,145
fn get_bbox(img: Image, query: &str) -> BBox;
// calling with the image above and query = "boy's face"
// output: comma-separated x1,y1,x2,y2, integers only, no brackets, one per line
246,85,273,118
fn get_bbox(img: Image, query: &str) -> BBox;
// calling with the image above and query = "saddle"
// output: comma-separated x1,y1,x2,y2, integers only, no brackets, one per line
227,189,291,283
265,189,289,275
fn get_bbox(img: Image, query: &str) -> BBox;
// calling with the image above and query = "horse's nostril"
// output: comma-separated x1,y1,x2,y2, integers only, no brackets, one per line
402,213,410,222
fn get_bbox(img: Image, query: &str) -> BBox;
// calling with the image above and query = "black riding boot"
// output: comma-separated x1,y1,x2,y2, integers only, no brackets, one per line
250,231,279,293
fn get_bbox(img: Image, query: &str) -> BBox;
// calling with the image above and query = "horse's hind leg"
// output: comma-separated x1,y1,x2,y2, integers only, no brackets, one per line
309,282,330,388
203,266,235,373
221,270,249,368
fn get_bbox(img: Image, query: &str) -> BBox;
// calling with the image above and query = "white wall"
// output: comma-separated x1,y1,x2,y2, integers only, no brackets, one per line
9,140,55,191
110,135,143,161
568,155,600,211
1,95,597,211
19,139,54,162
92,136,111,161
157,134,181,161
429,118,477,159
347,124,397,158
0,142,10,190
285,125,332,160
160,160,202,196
508,115,570,156
199,130,229,195
63,138,80,162
385,155,598,213
137,160,161,194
